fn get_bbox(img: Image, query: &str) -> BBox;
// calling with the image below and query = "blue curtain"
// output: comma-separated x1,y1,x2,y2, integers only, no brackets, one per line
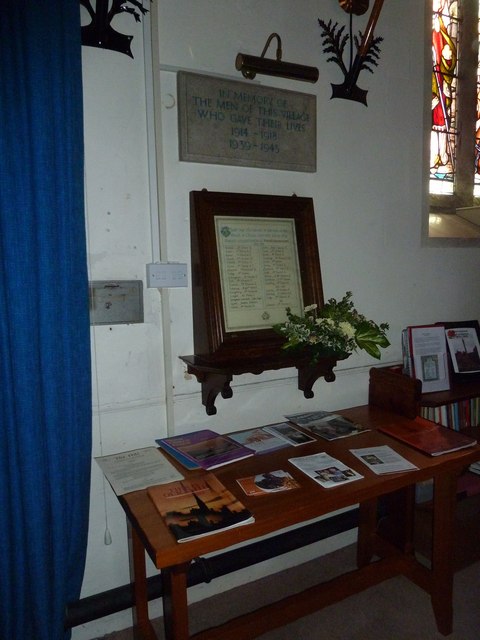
0,2,92,639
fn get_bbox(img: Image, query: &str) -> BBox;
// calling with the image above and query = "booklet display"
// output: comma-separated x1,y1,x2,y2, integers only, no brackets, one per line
229,426,290,454
286,410,335,426
263,422,315,446
288,452,363,488
157,429,254,470
444,324,480,376
349,445,418,475
236,470,300,496
404,325,450,393
148,473,254,542
287,410,369,441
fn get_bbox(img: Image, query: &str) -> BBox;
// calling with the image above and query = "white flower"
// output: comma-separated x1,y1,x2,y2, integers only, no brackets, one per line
316,317,334,327
339,321,355,339
304,304,317,313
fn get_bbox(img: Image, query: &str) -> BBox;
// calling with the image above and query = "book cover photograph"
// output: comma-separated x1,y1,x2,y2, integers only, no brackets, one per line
379,417,477,456
288,452,363,488
148,473,254,542
445,324,480,375
294,413,369,441
349,445,418,475
263,422,315,446
157,429,254,470
236,470,300,496
229,426,289,454
404,325,450,393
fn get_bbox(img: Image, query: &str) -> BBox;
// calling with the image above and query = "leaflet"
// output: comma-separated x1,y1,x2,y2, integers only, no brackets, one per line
95,447,184,495
349,445,418,475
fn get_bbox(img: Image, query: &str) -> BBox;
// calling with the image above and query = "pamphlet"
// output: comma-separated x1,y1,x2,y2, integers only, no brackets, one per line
229,426,290,454
444,325,480,375
288,452,363,488
286,410,369,441
285,410,334,426
406,325,450,393
236,470,300,496
95,446,184,495
156,429,254,470
148,473,254,542
349,445,418,475
263,422,315,446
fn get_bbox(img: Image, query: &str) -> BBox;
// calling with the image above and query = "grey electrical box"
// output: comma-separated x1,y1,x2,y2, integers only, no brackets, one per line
89,280,144,325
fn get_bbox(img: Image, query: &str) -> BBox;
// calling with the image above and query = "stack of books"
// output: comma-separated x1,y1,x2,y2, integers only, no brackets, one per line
156,429,254,470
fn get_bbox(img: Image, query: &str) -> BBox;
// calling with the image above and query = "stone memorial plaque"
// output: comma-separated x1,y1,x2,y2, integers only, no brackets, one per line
177,72,316,172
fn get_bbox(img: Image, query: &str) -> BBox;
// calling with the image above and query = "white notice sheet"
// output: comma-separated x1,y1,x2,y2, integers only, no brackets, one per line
95,447,184,495
349,445,418,475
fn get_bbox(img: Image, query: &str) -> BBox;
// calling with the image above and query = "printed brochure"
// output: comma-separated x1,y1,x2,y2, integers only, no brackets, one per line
236,470,300,496
286,410,369,441
288,452,363,488
349,445,418,475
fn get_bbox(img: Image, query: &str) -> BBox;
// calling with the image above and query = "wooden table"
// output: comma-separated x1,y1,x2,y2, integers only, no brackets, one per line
120,405,480,640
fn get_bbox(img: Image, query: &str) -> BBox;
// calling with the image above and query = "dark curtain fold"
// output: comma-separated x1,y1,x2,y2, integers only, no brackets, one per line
0,2,92,639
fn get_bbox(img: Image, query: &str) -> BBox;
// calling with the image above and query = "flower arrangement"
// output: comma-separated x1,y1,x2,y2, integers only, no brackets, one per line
274,291,390,362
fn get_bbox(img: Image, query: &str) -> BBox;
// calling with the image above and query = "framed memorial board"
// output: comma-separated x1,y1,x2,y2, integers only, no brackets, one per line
190,190,324,361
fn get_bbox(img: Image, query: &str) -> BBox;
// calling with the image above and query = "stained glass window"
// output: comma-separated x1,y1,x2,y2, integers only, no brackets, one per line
475,7,480,195
428,1,480,240
430,0,459,195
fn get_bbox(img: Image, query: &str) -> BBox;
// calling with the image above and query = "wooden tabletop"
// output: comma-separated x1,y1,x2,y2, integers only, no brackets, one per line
121,405,480,570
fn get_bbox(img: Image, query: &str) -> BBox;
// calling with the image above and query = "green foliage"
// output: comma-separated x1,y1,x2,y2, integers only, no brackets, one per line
274,292,390,363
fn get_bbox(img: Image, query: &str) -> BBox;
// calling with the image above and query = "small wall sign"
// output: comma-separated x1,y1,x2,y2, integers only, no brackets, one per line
177,72,316,172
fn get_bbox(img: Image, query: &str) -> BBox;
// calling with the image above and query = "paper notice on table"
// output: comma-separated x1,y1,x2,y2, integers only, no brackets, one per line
288,452,363,488
95,447,184,495
349,445,418,475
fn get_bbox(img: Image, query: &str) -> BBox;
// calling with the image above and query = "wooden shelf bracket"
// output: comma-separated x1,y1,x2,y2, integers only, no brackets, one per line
180,354,339,415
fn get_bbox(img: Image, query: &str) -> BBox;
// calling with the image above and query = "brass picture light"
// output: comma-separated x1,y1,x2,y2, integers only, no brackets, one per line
236,33,319,83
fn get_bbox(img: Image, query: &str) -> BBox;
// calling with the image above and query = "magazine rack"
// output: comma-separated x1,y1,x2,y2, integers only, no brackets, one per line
370,365,480,428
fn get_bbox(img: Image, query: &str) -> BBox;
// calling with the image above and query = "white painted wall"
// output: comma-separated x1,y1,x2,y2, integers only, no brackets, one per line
75,2,480,638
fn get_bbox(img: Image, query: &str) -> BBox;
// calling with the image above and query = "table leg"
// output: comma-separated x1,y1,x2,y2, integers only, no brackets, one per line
430,472,458,636
377,487,415,554
357,498,378,567
128,522,158,640
162,563,191,640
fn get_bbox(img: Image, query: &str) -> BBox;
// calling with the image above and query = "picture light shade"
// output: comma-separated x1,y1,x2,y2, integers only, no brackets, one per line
236,53,319,83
